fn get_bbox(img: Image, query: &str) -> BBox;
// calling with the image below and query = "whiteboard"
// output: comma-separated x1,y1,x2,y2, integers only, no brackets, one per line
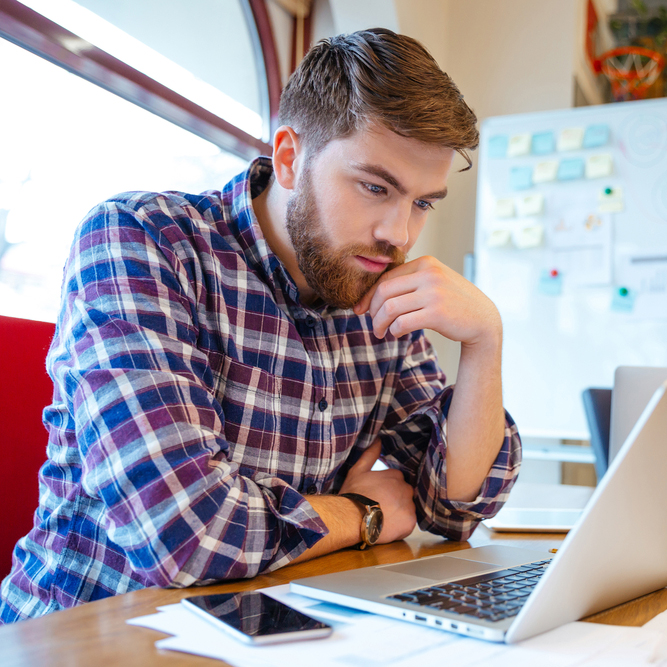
474,98,667,439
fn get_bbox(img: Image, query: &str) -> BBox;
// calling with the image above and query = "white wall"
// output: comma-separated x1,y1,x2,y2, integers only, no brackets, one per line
394,0,578,381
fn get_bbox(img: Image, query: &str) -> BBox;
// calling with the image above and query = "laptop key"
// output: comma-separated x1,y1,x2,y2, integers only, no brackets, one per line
438,599,465,610
389,594,420,603
506,599,526,609
452,604,478,614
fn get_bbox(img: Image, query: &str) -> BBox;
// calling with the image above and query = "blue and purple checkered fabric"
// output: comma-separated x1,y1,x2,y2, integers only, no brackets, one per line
0,158,520,622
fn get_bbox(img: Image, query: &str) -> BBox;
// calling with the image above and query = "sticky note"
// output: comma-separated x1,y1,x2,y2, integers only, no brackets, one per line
495,198,515,218
538,269,563,296
513,223,544,249
557,127,584,152
517,194,544,217
507,134,532,158
533,160,559,184
611,287,636,313
583,124,610,149
510,166,533,190
532,132,555,155
585,154,613,179
598,185,624,213
557,158,585,181
488,135,509,159
487,229,512,248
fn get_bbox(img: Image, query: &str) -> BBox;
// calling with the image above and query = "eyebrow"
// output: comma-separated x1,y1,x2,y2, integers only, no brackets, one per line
352,162,448,201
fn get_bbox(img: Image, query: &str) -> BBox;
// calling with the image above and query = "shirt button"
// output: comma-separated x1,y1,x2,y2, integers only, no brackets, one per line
307,484,318,494
305,315,317,328
318,398,328,412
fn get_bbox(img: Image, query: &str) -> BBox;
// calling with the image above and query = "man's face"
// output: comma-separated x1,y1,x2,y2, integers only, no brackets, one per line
285,124,455,309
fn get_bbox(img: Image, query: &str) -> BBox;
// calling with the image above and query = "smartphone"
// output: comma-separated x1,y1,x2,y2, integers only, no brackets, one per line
181,591,333,645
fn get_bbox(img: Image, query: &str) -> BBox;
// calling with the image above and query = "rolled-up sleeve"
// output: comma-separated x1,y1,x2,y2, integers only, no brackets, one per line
53,199,327,588
377,332,522,542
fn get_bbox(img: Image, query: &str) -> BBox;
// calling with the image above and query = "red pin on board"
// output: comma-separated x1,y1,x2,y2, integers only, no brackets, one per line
550,269,559,278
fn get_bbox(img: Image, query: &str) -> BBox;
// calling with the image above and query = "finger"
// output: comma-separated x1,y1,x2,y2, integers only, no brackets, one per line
367,273,422,321
371,293,424,339
387,308,429,339
348,439,382,474
354,261,421,315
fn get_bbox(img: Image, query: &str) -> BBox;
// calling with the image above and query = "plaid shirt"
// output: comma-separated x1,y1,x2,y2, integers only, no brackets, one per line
1,158,521,623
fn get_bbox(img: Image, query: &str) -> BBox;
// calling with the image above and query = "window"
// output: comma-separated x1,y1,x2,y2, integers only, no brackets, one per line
0,0,280,322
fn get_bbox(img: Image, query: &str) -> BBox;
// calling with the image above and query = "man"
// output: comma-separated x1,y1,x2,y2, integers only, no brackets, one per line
0,28,520,623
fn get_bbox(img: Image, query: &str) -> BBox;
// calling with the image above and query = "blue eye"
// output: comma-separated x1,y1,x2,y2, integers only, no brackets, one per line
415,200,434,211
363,182,385,195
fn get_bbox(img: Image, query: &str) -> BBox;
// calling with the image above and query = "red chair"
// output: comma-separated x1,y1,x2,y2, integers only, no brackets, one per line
0,315,55,580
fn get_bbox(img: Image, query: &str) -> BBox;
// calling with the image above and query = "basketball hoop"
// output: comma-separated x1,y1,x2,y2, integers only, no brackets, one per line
599,46,666,101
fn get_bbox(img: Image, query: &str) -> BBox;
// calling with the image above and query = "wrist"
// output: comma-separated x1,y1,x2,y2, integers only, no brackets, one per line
460,318,502,357
339,493,384,549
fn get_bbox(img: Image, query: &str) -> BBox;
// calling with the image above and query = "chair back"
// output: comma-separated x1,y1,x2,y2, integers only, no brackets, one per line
0,315,55,580
582,387,612,483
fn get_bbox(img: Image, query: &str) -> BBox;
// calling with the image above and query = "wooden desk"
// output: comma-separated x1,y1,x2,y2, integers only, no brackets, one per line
2,526,666,666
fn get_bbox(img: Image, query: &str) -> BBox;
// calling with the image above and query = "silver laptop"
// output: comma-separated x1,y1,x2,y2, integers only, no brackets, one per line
292,380,667,644
610,366,667,463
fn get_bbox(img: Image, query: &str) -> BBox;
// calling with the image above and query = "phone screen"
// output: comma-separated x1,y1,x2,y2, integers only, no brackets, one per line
182,592,332,643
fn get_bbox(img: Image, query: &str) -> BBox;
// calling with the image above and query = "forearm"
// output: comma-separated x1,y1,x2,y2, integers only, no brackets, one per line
290,442,420,564
445,329,506,502
289,495,363,565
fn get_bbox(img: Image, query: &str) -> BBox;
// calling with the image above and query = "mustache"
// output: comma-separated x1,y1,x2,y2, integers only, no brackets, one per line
346,242,406,265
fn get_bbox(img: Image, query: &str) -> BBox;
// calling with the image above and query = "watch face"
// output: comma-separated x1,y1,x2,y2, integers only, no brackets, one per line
366,509,384,545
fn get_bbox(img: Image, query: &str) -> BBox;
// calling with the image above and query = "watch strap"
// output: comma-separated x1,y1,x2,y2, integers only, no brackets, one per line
339,492,380,510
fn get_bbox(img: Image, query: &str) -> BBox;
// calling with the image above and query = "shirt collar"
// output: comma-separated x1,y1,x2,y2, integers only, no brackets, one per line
227,156,301,305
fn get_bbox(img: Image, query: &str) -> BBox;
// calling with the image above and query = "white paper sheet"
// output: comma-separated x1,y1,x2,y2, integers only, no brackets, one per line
127,584,667,667
547,209,613,286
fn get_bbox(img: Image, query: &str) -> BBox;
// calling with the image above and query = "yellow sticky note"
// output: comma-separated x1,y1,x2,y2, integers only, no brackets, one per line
598,185,624,213
507,134,532,158
487,229,512,248
517,194,545,217
495,198,516,218
586,154,613,179
533,160,559,184
513,223,544,249
557,127,584,152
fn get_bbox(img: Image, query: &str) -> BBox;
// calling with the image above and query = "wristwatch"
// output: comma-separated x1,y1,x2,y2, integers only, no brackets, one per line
340,493,384,550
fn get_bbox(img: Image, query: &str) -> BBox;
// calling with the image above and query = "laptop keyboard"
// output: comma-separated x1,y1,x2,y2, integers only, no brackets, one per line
387,560,552,623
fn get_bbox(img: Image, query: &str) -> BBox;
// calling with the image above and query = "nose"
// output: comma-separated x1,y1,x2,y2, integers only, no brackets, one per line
373,202,411,249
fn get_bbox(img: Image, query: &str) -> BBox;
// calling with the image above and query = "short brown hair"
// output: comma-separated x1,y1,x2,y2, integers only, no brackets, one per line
278,28,479,168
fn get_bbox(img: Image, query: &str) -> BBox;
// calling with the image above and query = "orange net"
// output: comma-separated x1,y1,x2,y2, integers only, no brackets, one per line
599,46,666,101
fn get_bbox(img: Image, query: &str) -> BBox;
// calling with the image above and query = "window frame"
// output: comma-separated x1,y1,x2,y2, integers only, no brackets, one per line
0,0,281,159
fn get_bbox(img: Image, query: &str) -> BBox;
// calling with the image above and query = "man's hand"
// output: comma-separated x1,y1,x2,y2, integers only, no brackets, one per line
289,440,416,566
339,439,416,544
353,255,501,346
355,256,506,503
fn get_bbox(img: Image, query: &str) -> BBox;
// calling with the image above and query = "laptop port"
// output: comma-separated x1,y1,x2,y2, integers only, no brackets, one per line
451,623,458,630
415,615,427,622
435,620,443,626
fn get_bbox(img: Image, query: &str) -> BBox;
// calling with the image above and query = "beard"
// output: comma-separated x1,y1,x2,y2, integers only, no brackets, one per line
285,166,406,309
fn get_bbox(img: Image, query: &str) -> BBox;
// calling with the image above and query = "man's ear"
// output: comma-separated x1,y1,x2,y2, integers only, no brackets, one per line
272,126,302,191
